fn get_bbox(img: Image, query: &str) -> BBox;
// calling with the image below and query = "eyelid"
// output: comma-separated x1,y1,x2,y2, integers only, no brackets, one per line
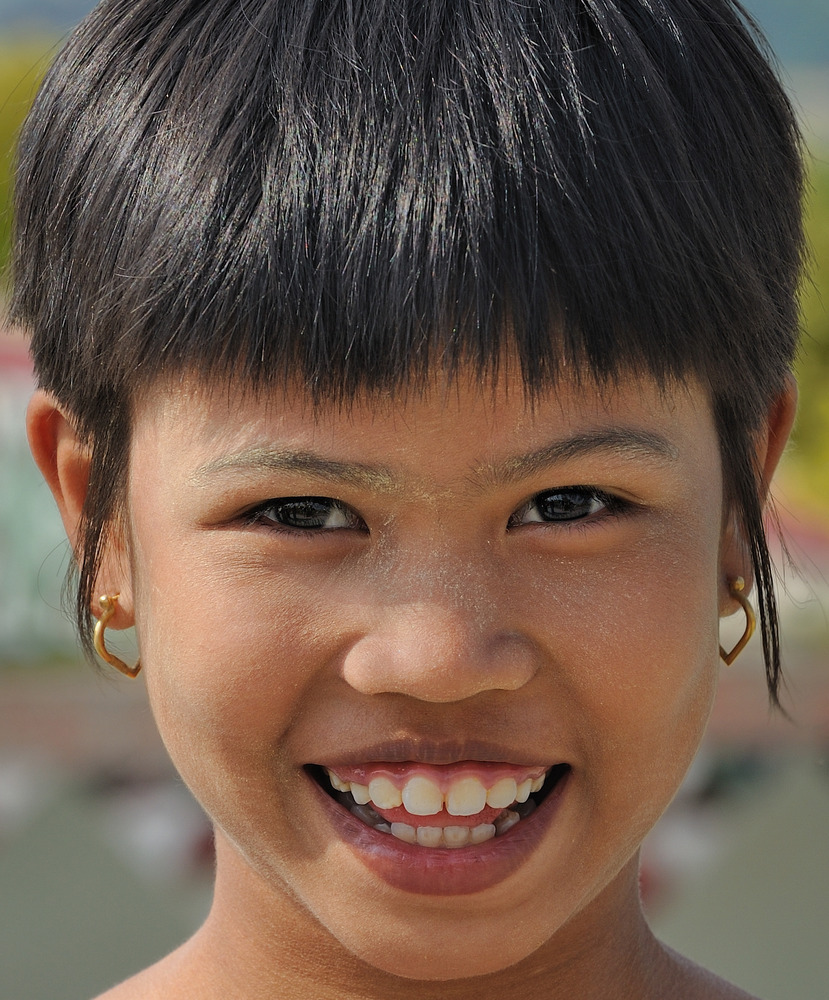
508,486,633,528
243,496,367,532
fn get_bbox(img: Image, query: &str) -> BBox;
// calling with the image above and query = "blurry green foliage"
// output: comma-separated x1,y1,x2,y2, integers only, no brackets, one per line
0,39,54,291
788,159,829,518
0,37,827,517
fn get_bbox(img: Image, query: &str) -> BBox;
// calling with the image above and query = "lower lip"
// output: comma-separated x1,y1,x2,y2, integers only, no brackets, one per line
309,770,570,896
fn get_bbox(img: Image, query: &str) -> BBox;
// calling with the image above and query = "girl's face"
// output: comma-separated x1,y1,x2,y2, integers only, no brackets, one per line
119,370,737,979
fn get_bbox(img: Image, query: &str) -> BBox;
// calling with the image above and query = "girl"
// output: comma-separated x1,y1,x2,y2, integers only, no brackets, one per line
14,1,804,997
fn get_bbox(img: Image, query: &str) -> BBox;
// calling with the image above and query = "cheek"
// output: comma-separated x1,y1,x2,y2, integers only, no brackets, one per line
131,538,338,781
521,518,721,784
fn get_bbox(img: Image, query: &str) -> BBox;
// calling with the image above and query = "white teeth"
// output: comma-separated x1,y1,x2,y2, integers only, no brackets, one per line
416,826,443,848
390,822,418,844
350,782,371,805
326,769,351,793
328,765,551,820
470,823,497,845
443,826,471,848
446,776,488,816
390,821,498,847
485,777,518,809
331,758,559,843
401,775,444,816
494,809,521,836
368,776,403,809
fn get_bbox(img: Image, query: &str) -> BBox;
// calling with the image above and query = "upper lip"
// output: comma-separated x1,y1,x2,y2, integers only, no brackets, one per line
312,738,561,770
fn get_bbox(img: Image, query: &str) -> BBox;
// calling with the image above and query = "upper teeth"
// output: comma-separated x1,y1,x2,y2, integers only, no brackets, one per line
325,768,546,816
402,775,444,815
369,776,401,809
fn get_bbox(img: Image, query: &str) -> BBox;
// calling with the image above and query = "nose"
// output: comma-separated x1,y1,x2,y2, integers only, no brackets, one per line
340,581,539,703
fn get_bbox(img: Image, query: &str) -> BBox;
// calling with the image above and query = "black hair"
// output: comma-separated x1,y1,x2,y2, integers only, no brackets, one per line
11,0,806,701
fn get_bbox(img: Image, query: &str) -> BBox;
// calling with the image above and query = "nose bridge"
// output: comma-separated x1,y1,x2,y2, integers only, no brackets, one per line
387,538,491,615
340,542,539,701
379,532,506,636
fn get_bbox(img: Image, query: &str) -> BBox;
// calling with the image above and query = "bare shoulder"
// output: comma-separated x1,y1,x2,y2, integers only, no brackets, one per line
91,972,156,1000
90,944,198,1000
659,944,761,1000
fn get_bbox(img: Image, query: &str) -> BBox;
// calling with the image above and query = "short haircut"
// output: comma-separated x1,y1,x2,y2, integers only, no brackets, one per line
11,0,806,701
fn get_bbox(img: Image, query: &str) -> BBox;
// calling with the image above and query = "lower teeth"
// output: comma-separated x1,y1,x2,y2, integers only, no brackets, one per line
493,809,521,836
342,793,538,847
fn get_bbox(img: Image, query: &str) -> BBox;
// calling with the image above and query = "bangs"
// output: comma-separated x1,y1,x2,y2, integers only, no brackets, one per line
14,0,802,415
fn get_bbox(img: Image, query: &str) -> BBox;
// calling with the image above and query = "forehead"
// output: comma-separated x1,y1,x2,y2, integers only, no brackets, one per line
129,368,717,484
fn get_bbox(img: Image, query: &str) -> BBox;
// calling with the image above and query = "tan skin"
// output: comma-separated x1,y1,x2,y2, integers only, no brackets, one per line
28,368,795,1000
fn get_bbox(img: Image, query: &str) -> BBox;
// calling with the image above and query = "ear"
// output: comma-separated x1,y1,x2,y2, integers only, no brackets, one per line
758,375,798,497
26,390,134,628
719,376,798,610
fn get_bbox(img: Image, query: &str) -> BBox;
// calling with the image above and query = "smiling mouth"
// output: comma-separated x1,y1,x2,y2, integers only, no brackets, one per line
310,762,571,849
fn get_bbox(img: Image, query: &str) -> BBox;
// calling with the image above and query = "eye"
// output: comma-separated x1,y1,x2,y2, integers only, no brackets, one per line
508,487,623,526
245,497,366,532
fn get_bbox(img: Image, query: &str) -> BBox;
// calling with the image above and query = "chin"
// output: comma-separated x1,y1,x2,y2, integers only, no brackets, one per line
306,882,562,983
343,924,542,982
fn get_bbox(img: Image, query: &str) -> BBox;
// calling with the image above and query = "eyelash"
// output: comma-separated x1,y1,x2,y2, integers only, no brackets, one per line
242,487,631,535
243,497,367,533
507,487,630,528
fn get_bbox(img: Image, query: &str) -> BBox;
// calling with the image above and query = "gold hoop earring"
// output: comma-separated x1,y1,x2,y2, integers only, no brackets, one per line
719,577,756,666
93,594,141,678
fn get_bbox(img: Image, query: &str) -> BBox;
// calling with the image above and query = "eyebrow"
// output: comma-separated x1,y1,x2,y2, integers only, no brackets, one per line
191,429,678,492
476,429,679,486
191,447,397,491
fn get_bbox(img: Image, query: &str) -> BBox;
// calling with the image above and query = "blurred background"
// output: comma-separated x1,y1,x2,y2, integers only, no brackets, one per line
1,1,827,998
